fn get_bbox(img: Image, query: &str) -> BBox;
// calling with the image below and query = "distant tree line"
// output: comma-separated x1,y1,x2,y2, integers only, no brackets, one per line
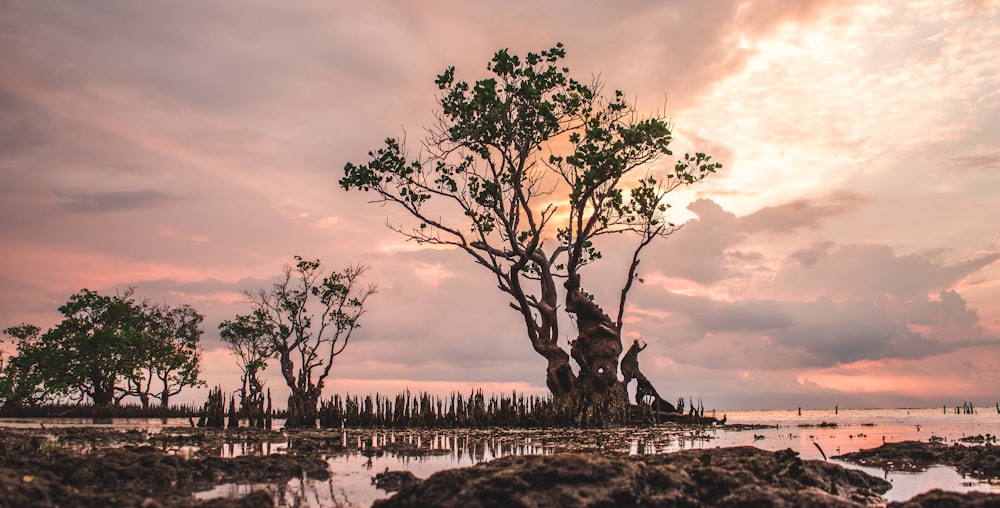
0,256,376,429
1,289,204,413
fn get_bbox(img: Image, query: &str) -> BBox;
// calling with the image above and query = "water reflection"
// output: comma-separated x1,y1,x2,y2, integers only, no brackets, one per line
836,463,1000,503
4,408,1000,507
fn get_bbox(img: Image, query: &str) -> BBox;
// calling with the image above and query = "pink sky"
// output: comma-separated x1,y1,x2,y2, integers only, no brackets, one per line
2,1,999,410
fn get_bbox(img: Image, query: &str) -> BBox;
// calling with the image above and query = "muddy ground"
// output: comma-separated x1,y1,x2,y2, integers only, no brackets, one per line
374,442,1000,507
1,426,998,507
0,426,327,507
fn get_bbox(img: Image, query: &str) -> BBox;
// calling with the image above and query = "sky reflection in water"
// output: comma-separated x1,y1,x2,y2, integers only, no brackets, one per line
191,407,1000,506
3,407,997,506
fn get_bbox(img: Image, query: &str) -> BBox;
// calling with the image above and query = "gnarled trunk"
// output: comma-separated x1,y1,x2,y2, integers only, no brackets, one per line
621,339,676,412
553,276,677,425
562,280,629,426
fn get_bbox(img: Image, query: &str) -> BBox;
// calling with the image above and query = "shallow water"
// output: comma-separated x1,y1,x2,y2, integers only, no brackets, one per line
707,407,1000,503
5,407,1000,506
196,407,1000,506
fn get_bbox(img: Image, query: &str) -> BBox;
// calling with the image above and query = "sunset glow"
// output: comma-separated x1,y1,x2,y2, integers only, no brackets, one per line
2,1,998,410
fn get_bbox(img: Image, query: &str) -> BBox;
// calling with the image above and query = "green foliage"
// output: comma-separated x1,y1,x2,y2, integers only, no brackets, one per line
219,313,272,379
130,302,206,407
1,289,205,409
341,43,720,281
219,309,273,423
1,324,48,408
341,44,719,404
37,289,145,406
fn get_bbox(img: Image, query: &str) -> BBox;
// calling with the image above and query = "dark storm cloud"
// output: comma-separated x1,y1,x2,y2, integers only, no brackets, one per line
651,199,742,284
633,197,1000,370
654,291,793,334
633,289,988,369
908,290,979,330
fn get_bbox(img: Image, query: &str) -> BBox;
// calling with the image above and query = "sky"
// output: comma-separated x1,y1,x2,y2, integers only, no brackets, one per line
2,0,999,411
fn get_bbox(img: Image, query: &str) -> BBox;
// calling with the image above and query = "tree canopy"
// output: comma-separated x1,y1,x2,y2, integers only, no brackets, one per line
342,44,719,424
219,310,274,426
224,257,376,428
1,289,205,409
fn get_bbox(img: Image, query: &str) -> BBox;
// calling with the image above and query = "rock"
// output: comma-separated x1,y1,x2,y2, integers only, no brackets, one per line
373,469,421,492
835,441,1000,479
0,427,325,508
372,447,891,507
195,490,275,508
890,488,1000,507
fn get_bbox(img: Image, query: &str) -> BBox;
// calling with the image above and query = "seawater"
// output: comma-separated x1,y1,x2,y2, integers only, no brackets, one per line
709,407,1000,502
4,407,999,506
197,407,1000,506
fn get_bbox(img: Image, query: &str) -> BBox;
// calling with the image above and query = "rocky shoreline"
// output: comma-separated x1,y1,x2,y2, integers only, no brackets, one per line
373,442,1000,507
1,426,997,507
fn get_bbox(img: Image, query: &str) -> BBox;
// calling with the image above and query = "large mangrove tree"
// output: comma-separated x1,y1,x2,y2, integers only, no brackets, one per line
341,44,719,424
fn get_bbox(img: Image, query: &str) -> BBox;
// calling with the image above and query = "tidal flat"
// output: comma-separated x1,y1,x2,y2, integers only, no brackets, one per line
1,408,999,507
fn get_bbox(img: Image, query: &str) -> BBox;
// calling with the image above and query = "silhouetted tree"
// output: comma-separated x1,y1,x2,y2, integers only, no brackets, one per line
128,302,205,408
231,257,376,428
2,289,205,409
0,324,49,411
31,289,145,406
219,312,273,427
342,44,719,424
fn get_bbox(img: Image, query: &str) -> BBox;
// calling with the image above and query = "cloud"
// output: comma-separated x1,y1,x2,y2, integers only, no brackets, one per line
2,1,1000,409
789,242,836,268
768,298,952,365
650,194,866,284
950,152,1000,171
631,288,993,371
770,244,1000,300
54,188,179,213
629,197,1000,374
741,193,868,234
650,199,742,285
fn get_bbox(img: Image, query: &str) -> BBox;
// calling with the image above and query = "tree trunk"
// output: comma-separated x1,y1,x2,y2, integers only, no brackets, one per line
539,344,575,396
563,283,628,426
286,389,320,428
90,370,116,408
621,339,676,413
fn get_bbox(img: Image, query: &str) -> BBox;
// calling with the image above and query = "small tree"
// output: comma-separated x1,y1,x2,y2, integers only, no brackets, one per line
128,303,206,408
35,289,146,407
341,44,719,424
232,257,376,428
0,325,49,411
219,313,273,427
